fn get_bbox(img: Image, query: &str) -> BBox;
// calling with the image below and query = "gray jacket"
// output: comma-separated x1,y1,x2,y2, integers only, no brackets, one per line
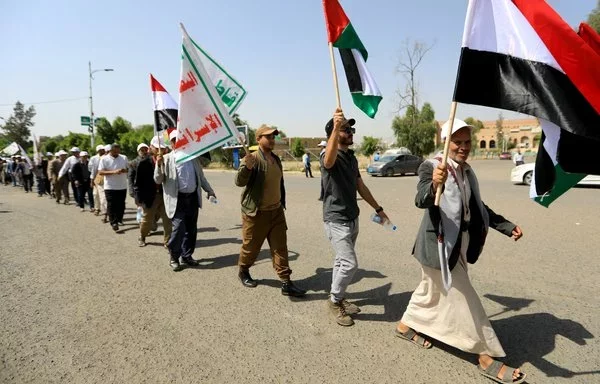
153,153,214,219
412,159,515,271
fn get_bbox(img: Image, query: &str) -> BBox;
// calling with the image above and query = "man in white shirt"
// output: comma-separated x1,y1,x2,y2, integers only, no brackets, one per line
88,144,107,216
98,143,129,231
513,149,525,166
58,147,81,206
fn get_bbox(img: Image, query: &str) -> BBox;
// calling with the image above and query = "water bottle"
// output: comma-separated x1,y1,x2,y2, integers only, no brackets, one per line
371,213,397,231
136,206,143,223
209,195,218,204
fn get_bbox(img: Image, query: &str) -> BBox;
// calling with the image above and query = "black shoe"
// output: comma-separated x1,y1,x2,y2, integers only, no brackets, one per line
170,259,182,272
181,256,199,266
281,281,306,297
238,270,258,288
112,224,119,231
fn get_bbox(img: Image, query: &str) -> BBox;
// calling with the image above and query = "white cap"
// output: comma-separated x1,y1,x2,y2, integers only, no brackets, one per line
137,143,149,151
317,140,327,147
45,152,53,156
169,130,178,141
104,144,112,151
57,150,68,156
96,144,105,152
70,147,81,152
150,136,166,148
80,151,89,157
440,119,474,141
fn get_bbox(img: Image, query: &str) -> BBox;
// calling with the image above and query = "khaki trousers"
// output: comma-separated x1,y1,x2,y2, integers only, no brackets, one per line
140,193,172,245
55,177,69,203
95,184,107,214
238,206,291,280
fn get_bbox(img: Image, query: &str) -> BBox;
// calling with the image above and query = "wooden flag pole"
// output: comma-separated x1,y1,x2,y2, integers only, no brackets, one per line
328,43,342,109
434,101,458,206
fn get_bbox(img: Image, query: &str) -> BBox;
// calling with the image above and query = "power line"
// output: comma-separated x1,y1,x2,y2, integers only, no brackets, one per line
0,97,88,107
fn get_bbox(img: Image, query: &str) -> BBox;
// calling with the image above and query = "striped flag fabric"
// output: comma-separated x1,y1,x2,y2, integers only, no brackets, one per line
150,74,178,138
453,0,600,207
323,0,382,118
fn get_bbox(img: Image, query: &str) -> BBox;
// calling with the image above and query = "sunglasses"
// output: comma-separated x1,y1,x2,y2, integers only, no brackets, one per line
343,127,356,135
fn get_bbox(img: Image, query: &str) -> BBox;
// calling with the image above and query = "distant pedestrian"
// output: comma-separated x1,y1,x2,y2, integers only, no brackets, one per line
98,144,128,232
302,151,313,178
72,151,94,212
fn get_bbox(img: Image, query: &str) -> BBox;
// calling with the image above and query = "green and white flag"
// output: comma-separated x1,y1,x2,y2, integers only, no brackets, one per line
173,24,237,164
191,38,247,115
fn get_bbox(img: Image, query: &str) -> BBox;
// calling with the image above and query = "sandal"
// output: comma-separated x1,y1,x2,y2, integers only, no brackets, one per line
394,327,432,349
479,360,526,383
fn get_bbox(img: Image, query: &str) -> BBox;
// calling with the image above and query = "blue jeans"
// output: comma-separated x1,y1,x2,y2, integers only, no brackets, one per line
168,192,199,260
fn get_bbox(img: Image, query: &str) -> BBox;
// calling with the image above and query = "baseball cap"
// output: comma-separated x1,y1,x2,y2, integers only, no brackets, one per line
104,144,112,152
137,143,149,151
150,136,166,148
317,140,327,147
440,118,474,141
96,144,105,152
80,151,89,157
57,150,68,156
70,147,81,152
169,130,178,141
45,152,53,156
255,124,279,139
325,117,356,138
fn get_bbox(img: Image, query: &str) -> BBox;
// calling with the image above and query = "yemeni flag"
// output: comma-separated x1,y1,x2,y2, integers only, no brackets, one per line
150,74,178,137
453,0,600,207
323,0,382,118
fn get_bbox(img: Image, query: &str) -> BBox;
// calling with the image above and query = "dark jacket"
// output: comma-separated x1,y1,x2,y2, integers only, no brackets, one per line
134,156,161,209
412,161,515,271
72,161,91,183
128,155,147,199
235,150,286,216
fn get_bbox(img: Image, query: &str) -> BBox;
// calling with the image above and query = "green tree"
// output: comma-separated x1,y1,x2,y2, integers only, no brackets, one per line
96,116,132,145
495,112,505,151
119,124,154,158
57,132,92,153
291,138,305,158
391,103,437,157
0,101,36,150
588,1,600,33
360,136,380,157
464,117,485,154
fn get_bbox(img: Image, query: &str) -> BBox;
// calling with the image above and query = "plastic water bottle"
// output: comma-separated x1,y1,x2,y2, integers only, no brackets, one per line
371,213,397,231
136,206,143,223
209,195,218,204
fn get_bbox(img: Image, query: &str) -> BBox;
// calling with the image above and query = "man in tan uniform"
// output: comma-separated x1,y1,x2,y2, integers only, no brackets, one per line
50,150,69,204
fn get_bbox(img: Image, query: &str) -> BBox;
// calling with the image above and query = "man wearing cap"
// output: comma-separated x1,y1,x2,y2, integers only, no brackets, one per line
135,136,172,247
128,143,150,204
321,109,390,326
89,145,107,216
50,151,68,203
72,151,95,212
42,152,52,196
98,143,129,231
235,124,306,297
395,119,526,383
58,147,81,206
155,130,216,271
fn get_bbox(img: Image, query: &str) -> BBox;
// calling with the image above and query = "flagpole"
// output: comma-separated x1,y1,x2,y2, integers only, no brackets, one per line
328,43,342,109
434,101,458,206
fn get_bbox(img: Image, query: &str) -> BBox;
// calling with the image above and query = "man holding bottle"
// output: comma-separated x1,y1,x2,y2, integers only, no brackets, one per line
321,108,391,327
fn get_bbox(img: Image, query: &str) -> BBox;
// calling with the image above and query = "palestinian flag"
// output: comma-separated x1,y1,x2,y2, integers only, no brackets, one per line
323,0,382,118
453,0,600,207
150,74,178,137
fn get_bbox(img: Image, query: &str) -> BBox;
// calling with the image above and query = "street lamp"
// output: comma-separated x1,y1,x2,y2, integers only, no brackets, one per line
89,61,114,148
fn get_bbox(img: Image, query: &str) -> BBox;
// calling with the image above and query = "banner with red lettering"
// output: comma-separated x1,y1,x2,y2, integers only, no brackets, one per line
174,24,237,164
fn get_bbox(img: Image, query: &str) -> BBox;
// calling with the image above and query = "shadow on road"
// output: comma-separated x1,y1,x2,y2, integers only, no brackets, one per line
197,249,300,270
198,226,220,233
196,237,242,247
492,312,597,379
484,293,535,318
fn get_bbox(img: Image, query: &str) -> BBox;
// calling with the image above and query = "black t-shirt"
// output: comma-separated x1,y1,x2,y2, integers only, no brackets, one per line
320,149,360,223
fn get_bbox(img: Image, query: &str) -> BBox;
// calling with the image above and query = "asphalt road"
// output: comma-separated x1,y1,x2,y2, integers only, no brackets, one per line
1,160,599,383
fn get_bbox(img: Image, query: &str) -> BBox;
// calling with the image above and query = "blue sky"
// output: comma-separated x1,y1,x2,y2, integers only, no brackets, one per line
0,0,596,143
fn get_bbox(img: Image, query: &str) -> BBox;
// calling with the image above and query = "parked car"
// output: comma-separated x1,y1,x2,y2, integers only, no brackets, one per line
367,154,423,177
499,152,512,160
511,163,600,186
